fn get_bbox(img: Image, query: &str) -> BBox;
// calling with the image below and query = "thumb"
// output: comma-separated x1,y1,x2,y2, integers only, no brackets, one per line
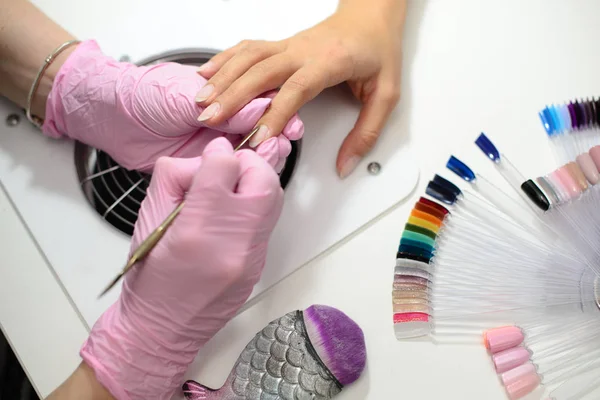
336,83,400,179
131,63,208,136
147,156,203,208
132,156,202,243
186,137,240,203
147,138,233,203
235,149,282,197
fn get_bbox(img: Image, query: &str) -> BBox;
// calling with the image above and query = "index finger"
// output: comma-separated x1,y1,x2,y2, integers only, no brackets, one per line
197,44,241,78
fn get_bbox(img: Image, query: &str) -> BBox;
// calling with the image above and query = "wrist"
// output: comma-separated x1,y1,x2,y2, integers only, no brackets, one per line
336,0,407,33
80,297,202,400
31,44,78,119
0,39,76,119
0,0,76,118
46,362,115,400
43,40,124,140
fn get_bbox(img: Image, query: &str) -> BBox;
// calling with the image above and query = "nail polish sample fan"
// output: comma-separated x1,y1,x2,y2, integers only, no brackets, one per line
392,124,600,400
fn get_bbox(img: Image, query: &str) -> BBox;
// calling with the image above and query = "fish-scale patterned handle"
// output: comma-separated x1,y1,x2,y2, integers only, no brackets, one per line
231,311,342,400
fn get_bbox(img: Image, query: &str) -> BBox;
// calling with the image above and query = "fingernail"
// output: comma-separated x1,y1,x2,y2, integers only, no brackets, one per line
195,84,214,102
197,102,220,122
249,125,269,148
197,62,214,74
339,156,360,179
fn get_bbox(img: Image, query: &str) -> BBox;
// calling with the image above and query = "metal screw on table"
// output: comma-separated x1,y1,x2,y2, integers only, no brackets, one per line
119,55,131,62
6,114,20,127
367,162,381,175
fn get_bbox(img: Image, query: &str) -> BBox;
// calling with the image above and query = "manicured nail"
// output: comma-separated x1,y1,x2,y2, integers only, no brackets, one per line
197,102,220,122
195,84,214,102
339,156,360,179
197,62,214,74
249,125,269,148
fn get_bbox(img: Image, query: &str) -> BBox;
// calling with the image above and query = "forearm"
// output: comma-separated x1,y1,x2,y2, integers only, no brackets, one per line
45,362,115,400
0,0,76,117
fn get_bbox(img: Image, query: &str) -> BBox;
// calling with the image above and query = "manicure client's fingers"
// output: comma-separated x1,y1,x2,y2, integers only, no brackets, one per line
196,45,240,79
336,82,400,179
211,98,271,134
205,54,297,126
197,102,221,122
249,66,325,147
195,41,283,105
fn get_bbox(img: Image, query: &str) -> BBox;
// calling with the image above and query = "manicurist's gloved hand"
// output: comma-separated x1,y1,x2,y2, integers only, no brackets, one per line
42,40,304,172
80,137,284,400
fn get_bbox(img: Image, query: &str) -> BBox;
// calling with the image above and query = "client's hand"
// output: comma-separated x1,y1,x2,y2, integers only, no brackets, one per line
43,40,304,172
195,3,405,178
80,138,284,400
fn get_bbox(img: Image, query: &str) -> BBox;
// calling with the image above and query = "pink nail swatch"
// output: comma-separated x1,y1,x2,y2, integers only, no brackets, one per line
504,371,540,400
546,173,569,203
484,326,524,354
576,153,599,185
590,145,600,171
553,166,581,199
500,362,537,387
492,346,530,373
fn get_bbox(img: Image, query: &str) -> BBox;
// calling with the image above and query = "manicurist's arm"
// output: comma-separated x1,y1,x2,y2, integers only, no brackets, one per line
0,0,302,174
0,0,76,118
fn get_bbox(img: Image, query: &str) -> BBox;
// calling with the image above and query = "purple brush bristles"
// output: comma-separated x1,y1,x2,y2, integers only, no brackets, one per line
303,304,367,386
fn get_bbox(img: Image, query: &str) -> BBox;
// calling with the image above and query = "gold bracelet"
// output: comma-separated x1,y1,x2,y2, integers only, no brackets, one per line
26,39,81,129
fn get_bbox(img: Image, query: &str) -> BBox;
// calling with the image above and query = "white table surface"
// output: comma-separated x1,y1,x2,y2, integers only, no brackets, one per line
2,0,600,399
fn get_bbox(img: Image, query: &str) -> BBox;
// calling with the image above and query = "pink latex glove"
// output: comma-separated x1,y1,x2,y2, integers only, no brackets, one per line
43,40,304,172
80,138,284,400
